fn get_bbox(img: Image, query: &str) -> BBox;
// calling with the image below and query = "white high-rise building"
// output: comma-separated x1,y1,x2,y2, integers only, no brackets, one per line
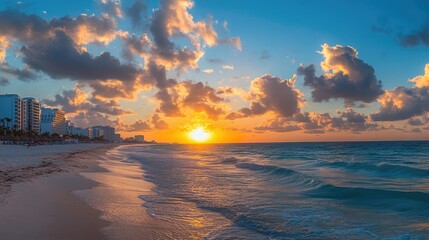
92,126,115,141
0,94,22,130
21,97,41,134
40,107,66,135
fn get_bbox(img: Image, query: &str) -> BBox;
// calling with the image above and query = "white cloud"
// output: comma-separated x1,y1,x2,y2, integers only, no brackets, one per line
203,68,214,74
222,65,234,70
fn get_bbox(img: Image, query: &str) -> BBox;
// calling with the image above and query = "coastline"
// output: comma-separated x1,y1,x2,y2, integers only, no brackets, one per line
0,143,118,239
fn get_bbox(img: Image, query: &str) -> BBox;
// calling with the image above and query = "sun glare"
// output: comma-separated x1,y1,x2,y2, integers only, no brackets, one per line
189,127,211,142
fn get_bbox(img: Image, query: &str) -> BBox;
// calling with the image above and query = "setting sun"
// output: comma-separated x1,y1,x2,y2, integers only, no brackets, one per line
188,127,211,142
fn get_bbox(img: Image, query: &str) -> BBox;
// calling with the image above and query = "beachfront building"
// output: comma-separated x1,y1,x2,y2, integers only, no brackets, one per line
0,94,22,130
21,97,41,134
40,107,66,135
92,126,116,141
92,127,105,139
114,134,122,142
74,127,91,137
135,135,145,142
65,120,74,135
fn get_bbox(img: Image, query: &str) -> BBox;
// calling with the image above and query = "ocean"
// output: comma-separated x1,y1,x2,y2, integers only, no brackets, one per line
80,141,429,239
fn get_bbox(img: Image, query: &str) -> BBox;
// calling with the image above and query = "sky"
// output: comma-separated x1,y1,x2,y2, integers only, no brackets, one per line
0,0,428,143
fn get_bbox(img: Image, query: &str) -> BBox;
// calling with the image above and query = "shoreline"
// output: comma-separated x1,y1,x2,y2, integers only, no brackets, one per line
0,143,119,239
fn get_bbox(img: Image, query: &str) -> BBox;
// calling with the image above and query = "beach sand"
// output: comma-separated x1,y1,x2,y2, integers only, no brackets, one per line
0,144,116,240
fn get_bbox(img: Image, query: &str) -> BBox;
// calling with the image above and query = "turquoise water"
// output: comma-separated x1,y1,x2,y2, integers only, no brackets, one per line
119,141,429,239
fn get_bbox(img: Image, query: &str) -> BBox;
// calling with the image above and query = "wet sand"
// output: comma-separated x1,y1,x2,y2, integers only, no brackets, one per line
0,144,116,240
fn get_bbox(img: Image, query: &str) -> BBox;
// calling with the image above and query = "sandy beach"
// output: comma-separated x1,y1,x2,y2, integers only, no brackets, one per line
0,144,117,240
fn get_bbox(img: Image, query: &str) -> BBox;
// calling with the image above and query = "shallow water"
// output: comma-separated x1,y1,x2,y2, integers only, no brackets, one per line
99,141,429,239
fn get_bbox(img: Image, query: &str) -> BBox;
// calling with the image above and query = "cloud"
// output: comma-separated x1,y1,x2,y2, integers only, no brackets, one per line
371,86,429,121
21,31,141,85
0,63,37,81
202,68,214,74
43,84,132,116
216,86,246,97
398,20,429,47
67,111,116,129
117,113,168,132
141,0,241,71
222,65,234,70
371,64,429,122
207,58,223,64
0,9,121,63
156,80,226,119
256,109,378,133
0,77,9,86
297,44,383,103
407,115,428,126
126,0,147,27
227,74,304,119
217,37,242,51
222,21,228,31
260,50,271,60
255,119,301,132
410,63,429,88
100,0,123,18
145,62,226,119
0,3,242,125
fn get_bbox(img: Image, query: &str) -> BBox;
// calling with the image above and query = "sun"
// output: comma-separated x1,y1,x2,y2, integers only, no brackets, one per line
188,127,211,142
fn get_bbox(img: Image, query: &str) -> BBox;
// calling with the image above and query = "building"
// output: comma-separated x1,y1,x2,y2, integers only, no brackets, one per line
40,107,66,135
65,120,74,135
114,134,122,142
92,127,105,139
21,97,41,134
92,126,116,141
135,135,145,142
0,94,22,130
74,127,91,137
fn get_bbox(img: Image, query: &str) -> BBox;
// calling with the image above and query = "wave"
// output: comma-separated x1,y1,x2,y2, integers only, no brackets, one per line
236,162,429,214
323,161,429,178
235,162,323,189
220,157,240,164
307,184,429,215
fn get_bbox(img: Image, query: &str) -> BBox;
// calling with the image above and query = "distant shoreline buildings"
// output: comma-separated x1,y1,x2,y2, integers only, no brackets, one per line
0,93,139,143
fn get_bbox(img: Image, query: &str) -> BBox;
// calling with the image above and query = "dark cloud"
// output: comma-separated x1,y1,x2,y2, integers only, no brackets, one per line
0,63,37,81
227,74,303,119
371,86,429,121
407,116,428,126
256,110,378,133
297,44,383,103
255,119,301,132
0,9,134,99
127,119,151,131
0,10,118,48
181,81,225,119
0,77,9,86
126,0,147,28
398,20,429,47
69,112,116,129
260,50,271,60
148,113,168,130
43,85,132,116
207,58,224,64
118,113,169,132
145,61,226,119
21,31,141,82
